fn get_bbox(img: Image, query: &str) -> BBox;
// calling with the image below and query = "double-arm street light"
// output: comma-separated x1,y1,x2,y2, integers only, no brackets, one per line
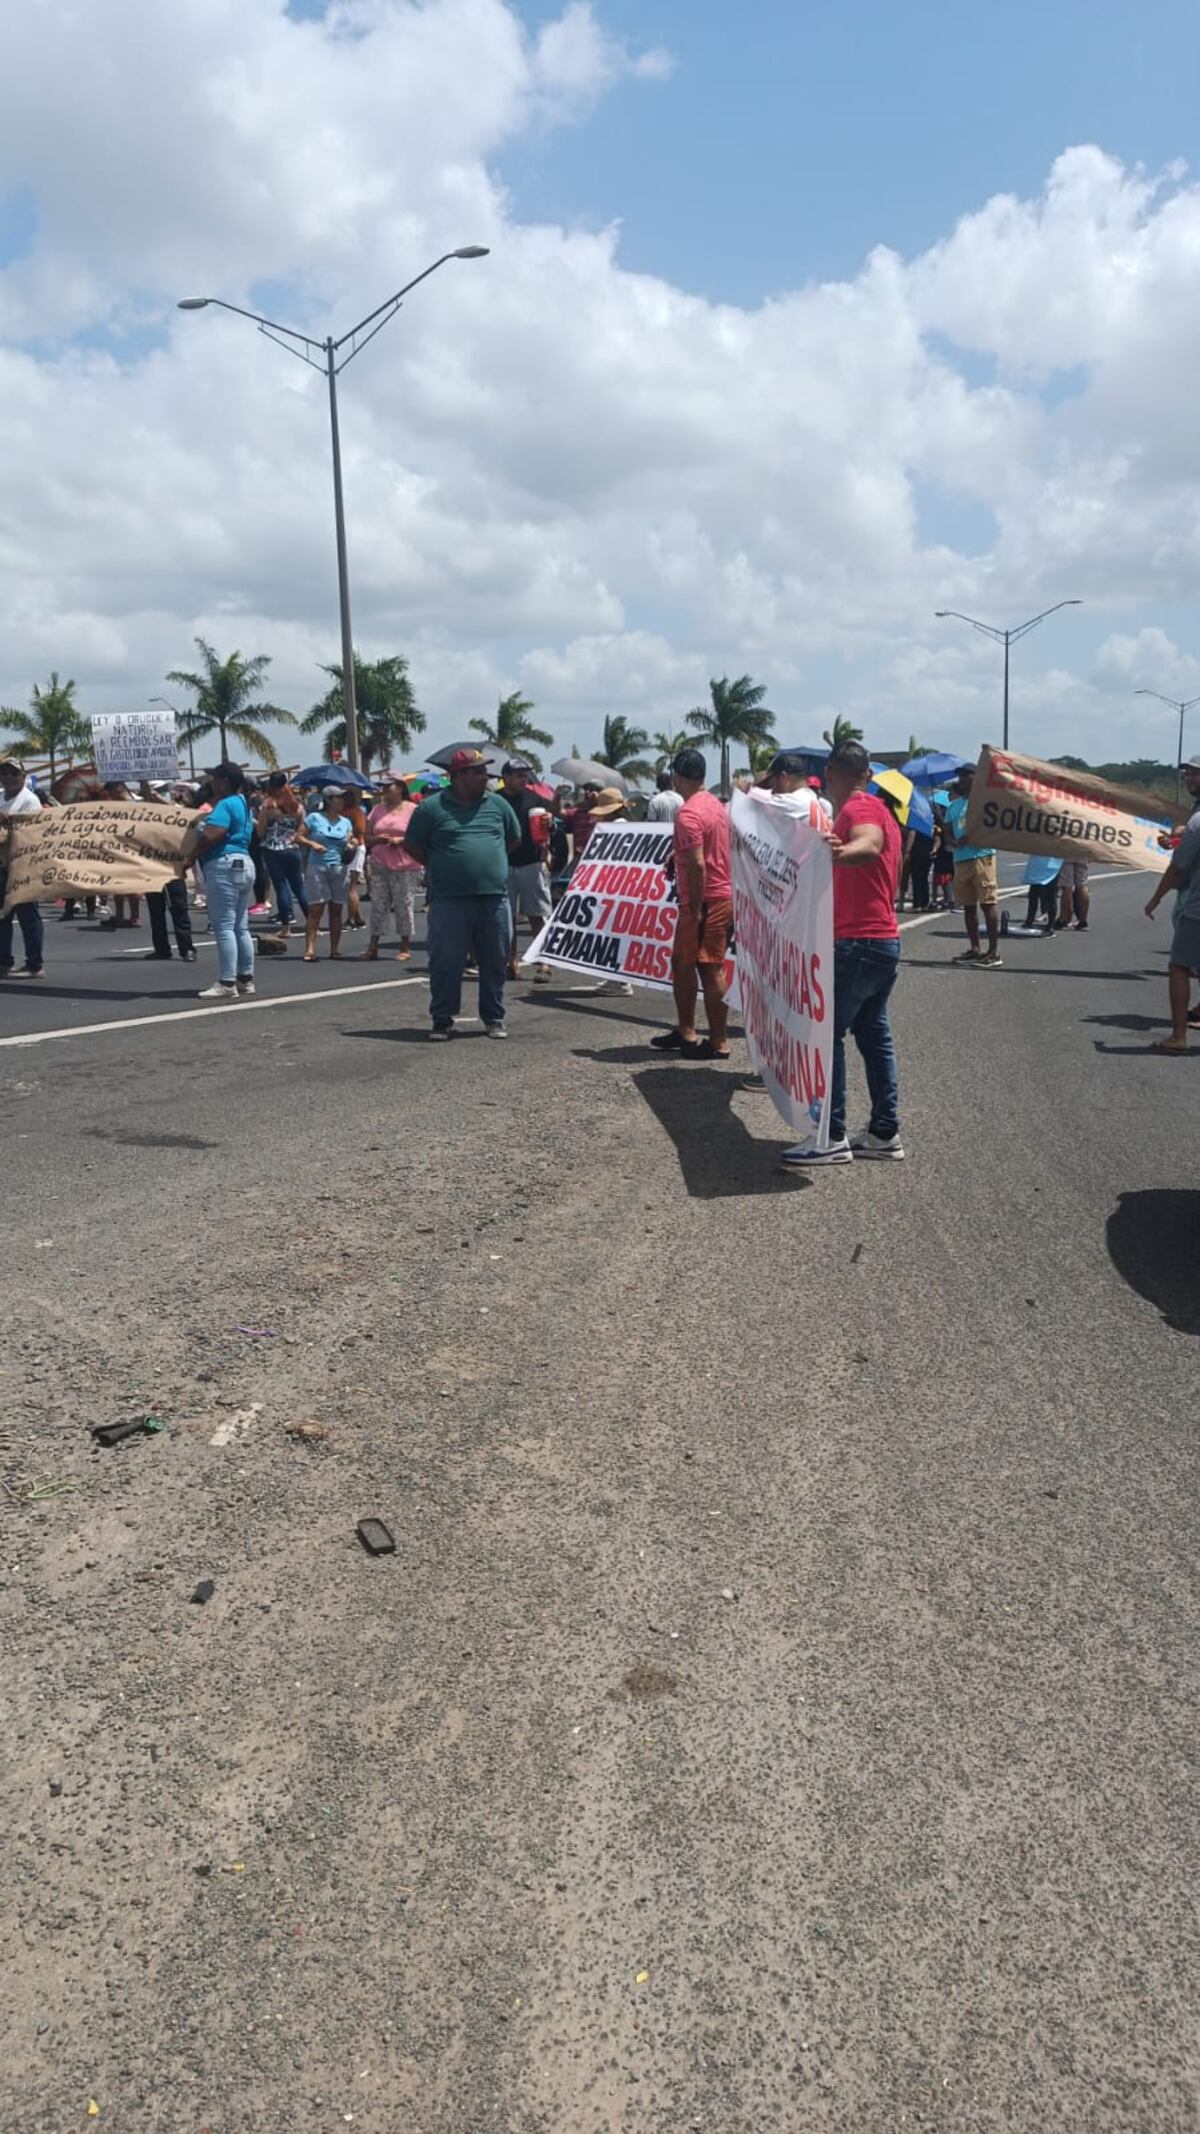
1134,688,1200,801
935,600,1083,751
178,247,489,771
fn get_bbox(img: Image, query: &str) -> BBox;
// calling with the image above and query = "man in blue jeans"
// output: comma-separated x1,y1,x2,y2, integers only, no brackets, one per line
404,749,520,1040
0,757,46,979
783,739,904,1168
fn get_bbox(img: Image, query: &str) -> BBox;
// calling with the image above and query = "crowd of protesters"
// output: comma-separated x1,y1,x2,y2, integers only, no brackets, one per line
2,739,1199,1118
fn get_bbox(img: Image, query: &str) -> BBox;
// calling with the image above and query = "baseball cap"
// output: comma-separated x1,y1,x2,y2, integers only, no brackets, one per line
589,786,626,819
449,747,490,771
502,758,531,775
1184,753,1200,772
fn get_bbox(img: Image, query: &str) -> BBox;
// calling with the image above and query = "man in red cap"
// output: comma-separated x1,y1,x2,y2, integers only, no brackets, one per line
404,748,521,1039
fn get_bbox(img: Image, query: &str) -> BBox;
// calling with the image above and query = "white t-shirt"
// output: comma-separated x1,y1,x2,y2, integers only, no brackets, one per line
647,789,684,821
751,784,833,828
0,784,43,818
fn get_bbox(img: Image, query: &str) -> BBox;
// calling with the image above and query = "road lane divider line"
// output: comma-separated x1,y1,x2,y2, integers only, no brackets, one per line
0,869,1141,1052
0,976,427,1050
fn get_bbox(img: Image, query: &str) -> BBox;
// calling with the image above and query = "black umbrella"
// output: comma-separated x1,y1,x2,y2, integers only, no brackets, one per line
425,741,507,774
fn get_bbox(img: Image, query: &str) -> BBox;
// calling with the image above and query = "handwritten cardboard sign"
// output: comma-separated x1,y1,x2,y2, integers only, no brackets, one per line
1,801,196,912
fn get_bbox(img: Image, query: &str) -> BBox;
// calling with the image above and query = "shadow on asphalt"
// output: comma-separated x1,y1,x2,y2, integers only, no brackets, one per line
576,1045,808,1200
1107,1190,1200,1335
0,982,201,1003
1092,1041,1200,1056
1084,1012,1171,1033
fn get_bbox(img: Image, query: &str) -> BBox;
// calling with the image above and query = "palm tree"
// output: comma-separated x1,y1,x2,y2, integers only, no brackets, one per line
904,732,928,759
747,734,780,778
301,653,425,770
596,715,653,782
651,727,690,773
821,714,864,752
687,675,775,798
0,673,91,783
468,691,553,773
167,638,295,768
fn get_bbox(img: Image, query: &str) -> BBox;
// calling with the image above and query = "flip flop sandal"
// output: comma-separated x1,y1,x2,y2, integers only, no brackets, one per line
1150,1038,1189,1054
690,1039,731,1060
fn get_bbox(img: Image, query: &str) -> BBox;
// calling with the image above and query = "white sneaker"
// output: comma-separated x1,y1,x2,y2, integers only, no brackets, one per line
601,980,634,996
977,951,1003,969
850,1128,905,1160
780,1137,853,1168
484,1022,508,1039
198,982,237,1000
236,978,256,997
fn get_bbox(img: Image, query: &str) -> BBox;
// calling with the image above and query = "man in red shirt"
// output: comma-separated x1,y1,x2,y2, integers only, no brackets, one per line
650,747,733,1060
783,739,903,1167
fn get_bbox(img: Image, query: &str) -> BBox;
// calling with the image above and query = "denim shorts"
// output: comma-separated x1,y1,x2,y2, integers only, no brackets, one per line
306,863,348,905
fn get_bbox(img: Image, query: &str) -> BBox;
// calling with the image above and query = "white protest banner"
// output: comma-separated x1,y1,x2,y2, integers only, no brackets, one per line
90,709,180,785
523,820,681,990
729,788,833,1143
965,745,1183,873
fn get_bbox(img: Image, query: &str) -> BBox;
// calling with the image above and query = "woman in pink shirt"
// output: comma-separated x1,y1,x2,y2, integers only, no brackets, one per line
360,772,423,961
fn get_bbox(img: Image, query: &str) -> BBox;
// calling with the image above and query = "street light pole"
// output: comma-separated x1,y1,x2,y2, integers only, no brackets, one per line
178,247,489,772
1134,688,1200,801
150,694,191,777
935,600,1083,751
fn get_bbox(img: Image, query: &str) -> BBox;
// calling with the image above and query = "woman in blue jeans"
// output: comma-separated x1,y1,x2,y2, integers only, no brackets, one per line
183,763,256,1000
258,771,309,933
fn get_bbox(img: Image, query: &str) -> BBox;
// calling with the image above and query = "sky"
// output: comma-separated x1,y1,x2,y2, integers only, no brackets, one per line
2,0,1200,772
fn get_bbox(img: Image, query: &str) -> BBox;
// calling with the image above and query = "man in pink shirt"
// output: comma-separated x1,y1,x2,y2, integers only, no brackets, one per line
650,747,733,1061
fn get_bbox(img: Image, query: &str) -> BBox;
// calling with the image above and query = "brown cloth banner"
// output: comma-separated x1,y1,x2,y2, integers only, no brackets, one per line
964,746,1185,876
0,801,197,913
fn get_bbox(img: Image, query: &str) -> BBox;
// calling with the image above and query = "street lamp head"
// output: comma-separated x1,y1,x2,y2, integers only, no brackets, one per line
452,246,489,260
177,297,210,310
934,610,949,618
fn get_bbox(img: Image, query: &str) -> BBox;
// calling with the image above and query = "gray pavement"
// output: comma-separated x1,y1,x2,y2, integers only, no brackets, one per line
2,869,1197,2132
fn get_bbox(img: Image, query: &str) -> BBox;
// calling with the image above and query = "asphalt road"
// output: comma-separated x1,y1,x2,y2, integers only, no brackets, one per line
3,870,1197,2133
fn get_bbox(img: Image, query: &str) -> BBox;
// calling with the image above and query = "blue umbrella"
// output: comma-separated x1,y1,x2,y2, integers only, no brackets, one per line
294,763,375,792
901,751,974,786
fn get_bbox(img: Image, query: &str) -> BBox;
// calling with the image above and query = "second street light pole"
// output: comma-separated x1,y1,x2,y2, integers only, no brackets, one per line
325,335,357,765
1134,687,1200,801
179,247,489,773
935,599,1083,751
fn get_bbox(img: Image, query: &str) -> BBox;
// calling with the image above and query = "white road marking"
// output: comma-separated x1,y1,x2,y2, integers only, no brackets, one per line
0,869,1141,1054
896,869,1130,931
0,975,426,1050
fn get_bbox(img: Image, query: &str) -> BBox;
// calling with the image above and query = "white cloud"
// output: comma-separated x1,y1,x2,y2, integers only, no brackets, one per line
0,5,1198,768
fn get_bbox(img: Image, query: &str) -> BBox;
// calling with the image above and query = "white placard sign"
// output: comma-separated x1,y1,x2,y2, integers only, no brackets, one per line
90,710,180,784
729,787,834,1144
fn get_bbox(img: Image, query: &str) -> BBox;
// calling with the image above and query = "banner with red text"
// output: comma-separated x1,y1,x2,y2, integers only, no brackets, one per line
729,788,833,1143
523,820,682,990
964,746,1181,872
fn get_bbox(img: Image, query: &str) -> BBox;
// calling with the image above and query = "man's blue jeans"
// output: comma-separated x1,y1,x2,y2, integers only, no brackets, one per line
830,937,901,1142
265,848,308,926
427,895,511,1029
0,865,44,973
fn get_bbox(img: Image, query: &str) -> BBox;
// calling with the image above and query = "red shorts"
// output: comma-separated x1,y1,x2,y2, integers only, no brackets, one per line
673,898,733,967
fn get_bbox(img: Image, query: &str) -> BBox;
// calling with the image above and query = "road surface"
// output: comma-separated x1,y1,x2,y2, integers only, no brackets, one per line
2,871,1196,2133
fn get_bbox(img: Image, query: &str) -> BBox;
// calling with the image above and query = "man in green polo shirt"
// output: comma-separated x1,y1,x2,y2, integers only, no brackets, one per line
404,748,521,1039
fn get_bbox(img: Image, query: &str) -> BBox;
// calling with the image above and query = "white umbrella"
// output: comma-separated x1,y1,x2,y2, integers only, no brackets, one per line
550,756,628,794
